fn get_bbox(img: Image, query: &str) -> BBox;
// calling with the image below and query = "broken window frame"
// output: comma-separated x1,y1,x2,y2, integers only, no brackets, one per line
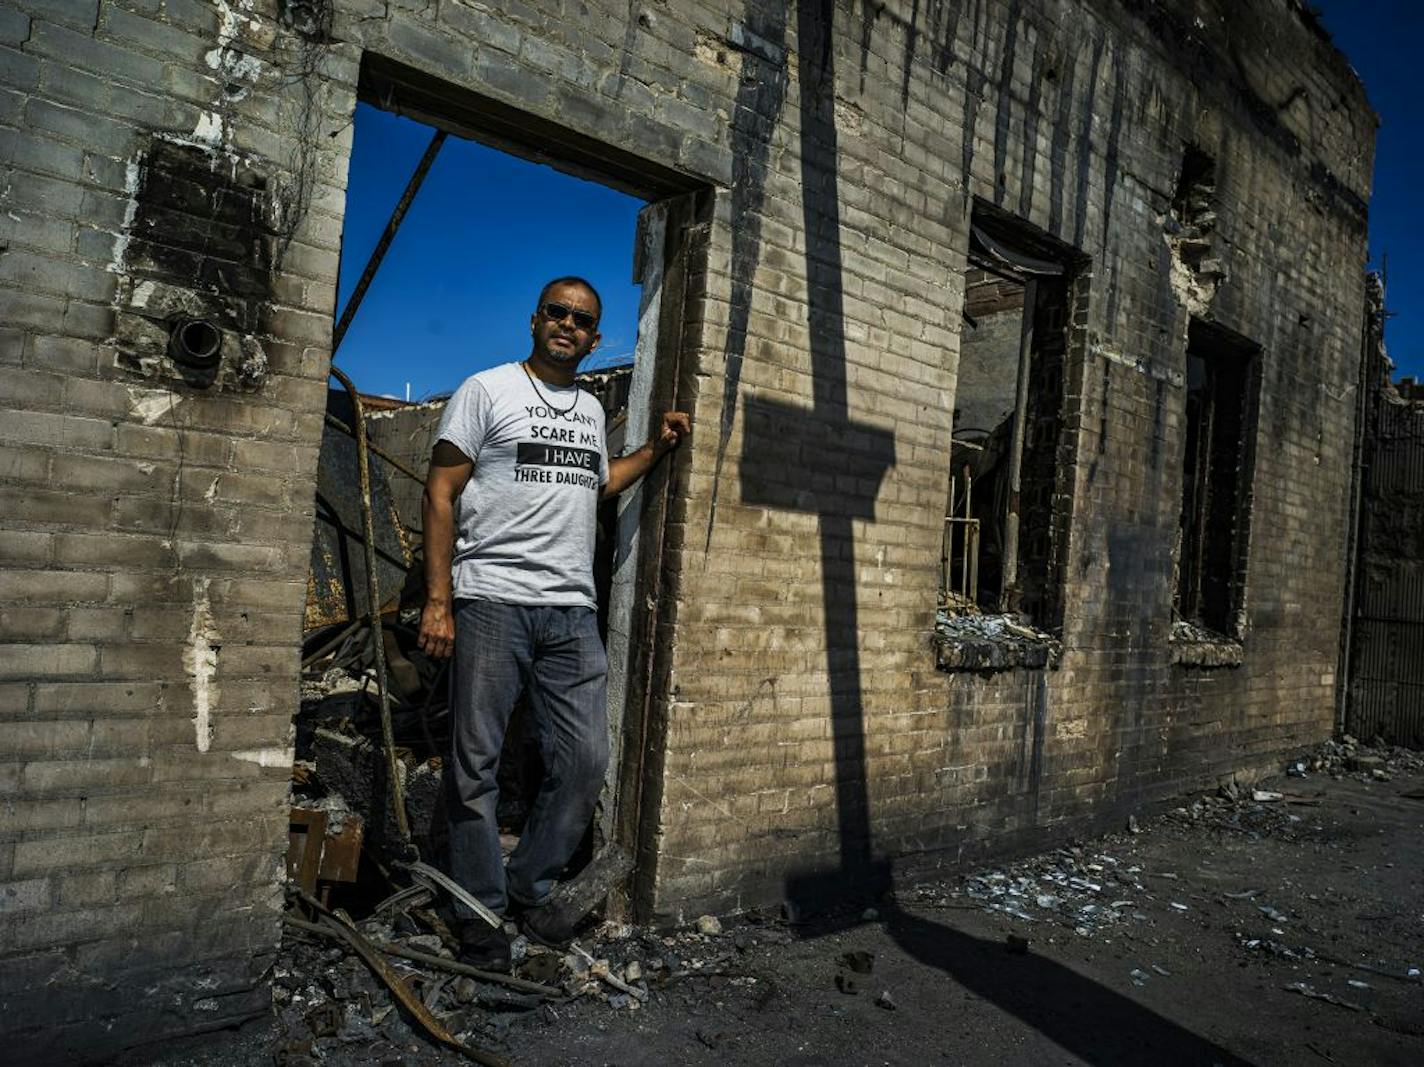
1172,318,1262,643
943,205,1086,635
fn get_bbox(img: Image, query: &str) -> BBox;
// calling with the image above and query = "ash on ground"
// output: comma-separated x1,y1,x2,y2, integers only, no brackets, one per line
259,736,1421,1066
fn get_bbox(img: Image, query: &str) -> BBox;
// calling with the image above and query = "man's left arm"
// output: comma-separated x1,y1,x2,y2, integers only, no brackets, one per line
602,411,690,499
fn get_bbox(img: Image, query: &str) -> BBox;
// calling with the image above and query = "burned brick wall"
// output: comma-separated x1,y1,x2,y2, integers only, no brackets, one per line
644,0,1375,919
114,138,274,390
0,0,1374,1058
0,1,351,1060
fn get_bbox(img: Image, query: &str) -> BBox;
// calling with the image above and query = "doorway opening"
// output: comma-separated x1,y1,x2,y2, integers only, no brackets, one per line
290,54,706,920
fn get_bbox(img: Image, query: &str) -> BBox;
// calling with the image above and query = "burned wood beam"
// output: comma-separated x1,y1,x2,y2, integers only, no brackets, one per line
332,129,447,354
286,913,509,1066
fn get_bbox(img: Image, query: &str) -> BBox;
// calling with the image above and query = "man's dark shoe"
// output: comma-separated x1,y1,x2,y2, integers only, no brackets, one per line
459,924,511,972
520,902,581,949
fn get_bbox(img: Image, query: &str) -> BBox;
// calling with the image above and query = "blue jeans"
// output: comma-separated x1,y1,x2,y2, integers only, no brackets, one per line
446,599,609,919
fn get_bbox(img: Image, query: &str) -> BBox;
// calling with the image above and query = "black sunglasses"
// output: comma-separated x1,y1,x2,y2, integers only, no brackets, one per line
540,302,598,331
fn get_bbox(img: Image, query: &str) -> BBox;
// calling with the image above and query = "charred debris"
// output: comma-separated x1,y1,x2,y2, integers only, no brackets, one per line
283,364,637,1060
273,731,1421,1065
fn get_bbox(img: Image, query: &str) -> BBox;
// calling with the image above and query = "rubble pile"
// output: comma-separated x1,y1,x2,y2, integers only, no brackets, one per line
270,711,1420,1062
295,607,558,865
293,612,470,884
1168,619,1244,667
274,913,563,1058
273,935,446,1064
1161,735,1421,838
273,907,782,1064
933,606,1062,671
1293,734,1424,780
925,846,1154,938
283,600,795,1060
908,736,1424,945
1162,779,1306,838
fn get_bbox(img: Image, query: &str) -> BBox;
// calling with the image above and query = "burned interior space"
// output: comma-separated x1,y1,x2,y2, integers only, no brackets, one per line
295,368,638,886
0,0,1395,1060
938,206,1081,668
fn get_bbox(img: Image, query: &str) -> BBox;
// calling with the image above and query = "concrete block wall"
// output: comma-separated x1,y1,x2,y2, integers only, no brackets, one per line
0,0,1374,1057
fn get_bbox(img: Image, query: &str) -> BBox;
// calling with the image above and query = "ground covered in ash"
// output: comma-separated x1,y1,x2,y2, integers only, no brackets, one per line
137,740,1423,1067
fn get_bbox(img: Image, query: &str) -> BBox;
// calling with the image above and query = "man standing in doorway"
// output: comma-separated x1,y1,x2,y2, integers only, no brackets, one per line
418,277,689,971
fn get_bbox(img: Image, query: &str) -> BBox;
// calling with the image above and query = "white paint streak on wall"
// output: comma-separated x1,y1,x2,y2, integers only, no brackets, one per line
129,279,157,309
184,578,219,753
206,49,264,81
109,158,143,273
230,747,294,768
206,0,265,84
193,111,224,145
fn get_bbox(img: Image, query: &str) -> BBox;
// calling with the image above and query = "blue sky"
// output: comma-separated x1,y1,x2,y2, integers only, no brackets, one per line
332,103,644,400
333,6,1419,395
1314,0,1421,378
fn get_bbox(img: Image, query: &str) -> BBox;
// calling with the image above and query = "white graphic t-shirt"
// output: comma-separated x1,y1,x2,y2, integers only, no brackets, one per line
435,362,609,608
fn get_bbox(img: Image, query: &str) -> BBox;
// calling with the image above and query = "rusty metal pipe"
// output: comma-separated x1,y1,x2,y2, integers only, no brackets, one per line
327,365,411,844
962,462,973,599
943,473,955,602
969,519,980,603
168,316,223,370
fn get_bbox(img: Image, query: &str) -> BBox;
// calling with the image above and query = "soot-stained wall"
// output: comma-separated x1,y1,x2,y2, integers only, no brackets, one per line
636,0,1374,917
632,0,1367,917
0,0,1373,1058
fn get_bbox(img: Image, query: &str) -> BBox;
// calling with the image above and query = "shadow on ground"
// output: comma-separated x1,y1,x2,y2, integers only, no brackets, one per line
881,905,1252,1066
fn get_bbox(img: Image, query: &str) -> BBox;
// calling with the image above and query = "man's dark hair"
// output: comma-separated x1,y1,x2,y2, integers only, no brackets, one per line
537,276,602,319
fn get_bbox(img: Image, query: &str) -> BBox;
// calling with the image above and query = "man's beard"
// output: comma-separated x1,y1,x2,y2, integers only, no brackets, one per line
541,340,584,366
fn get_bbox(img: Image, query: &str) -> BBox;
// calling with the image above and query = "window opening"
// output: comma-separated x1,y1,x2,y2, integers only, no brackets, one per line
944,209,1076,630
1173,319,1260,637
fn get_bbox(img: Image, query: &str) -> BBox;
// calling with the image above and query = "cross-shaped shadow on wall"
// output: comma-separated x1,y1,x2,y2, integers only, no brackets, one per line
732,3,1255,1064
